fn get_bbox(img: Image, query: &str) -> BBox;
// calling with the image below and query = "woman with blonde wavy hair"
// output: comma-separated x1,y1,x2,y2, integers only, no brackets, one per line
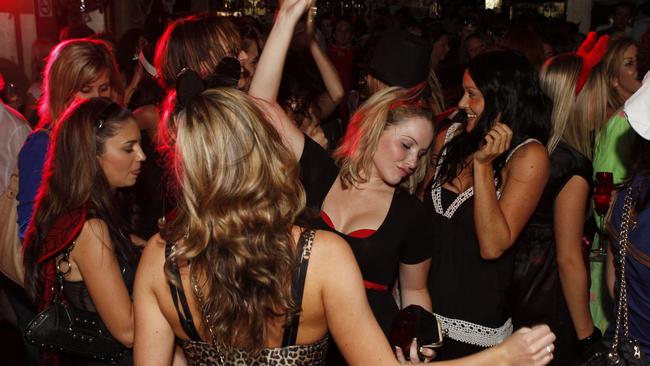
133,83,557,366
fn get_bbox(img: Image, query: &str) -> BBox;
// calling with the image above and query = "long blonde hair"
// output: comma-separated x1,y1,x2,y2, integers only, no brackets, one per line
162,88,305,353
37,38,122,128
334,86,433,194
540,53,608,159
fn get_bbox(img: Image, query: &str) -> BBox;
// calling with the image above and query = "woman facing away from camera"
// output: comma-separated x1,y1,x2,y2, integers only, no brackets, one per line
423,49,552,360
513,45,608,365
23,98,145,365
132,83,556,366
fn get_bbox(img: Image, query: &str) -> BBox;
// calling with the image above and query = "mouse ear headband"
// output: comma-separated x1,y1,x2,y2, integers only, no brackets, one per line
174,56,241,113
575,32,609,95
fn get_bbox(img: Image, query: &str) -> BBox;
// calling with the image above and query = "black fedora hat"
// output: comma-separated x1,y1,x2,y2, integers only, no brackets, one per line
368,28,432,89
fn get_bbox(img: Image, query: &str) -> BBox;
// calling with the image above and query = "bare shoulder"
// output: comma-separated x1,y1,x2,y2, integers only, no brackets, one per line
140,233,167,270
506,141,550,179
76,218,112,251
306,229,356,275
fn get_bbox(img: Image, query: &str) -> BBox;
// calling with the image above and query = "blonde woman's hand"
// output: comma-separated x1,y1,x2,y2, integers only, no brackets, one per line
473,121,513,166
498,324,556,366
395,338,435,364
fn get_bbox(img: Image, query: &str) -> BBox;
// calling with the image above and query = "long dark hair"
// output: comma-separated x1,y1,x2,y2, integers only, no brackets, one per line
23,98,139,304
436,50,551,187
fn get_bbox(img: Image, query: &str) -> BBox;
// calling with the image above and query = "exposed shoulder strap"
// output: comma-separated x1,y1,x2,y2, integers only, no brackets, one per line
165,243,202,341
281,229,316,347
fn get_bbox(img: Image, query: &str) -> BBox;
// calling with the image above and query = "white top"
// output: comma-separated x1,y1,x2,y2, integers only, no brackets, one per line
0,103,31,192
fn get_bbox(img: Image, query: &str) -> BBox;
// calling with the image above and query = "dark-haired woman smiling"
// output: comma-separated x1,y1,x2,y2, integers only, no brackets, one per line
424,50,552,360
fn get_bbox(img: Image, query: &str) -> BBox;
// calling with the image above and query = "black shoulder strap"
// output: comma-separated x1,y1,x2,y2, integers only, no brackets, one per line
165,243,202,341
282,229,316,347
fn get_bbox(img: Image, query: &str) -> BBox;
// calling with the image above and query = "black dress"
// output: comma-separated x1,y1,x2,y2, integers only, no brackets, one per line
511,141,593,366
299,136,433,365
423,123,535,360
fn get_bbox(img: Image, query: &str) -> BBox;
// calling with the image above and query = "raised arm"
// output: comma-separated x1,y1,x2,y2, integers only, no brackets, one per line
133,234,176,366
473,123,550,259
307,36,344,120
72,219,135,347
248,0,312,160
248,0,311,101
554,176,595,340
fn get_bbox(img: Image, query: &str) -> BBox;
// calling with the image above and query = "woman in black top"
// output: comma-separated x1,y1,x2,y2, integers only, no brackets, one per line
23,98,145,365
424,50,552,360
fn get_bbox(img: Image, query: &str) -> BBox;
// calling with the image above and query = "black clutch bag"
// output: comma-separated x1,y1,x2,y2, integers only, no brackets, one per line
389,305,443,360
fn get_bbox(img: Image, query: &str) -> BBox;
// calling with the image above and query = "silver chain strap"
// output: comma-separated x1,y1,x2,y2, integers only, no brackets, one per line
609,187,634,362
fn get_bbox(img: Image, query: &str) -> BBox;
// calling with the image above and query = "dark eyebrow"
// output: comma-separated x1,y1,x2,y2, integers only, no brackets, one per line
121,139,138,145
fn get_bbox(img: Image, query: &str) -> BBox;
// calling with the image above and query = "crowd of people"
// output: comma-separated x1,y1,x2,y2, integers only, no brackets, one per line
0,0,649,365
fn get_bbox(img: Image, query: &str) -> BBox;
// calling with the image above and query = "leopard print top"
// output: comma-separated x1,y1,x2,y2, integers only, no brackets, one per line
167,229,329,365
180,336,329,365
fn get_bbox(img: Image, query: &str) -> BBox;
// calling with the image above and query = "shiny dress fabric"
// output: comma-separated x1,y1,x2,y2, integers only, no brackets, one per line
511,142,592,366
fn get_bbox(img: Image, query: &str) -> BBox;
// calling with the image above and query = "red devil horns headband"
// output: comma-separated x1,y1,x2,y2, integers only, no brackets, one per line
575,32,609,95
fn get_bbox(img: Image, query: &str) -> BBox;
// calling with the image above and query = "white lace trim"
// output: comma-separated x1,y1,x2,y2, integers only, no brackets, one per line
435,313,513,347
432,123,474,218
431,126,541,219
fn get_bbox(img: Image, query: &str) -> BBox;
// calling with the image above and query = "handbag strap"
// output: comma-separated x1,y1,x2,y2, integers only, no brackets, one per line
611,187,634,356
53,242,76,300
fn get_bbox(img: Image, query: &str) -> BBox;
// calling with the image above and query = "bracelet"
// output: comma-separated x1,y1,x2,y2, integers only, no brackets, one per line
576,327,602,349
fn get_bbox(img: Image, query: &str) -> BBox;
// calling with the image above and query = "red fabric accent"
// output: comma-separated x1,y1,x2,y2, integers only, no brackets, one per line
435,107,459,124
363,280,389,291
33,206,87,311
319,211,376,238
575,32,609,95
388,98,427,111
347,229,376,238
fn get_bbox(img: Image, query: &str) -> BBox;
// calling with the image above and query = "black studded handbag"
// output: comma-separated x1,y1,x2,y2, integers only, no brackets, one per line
24,245,128,365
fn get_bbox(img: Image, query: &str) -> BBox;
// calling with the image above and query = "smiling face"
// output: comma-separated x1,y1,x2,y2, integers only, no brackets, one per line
614,44,641,100
458,70,485,132
97,118,146,189
371,116,434,186
75,69,111,100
